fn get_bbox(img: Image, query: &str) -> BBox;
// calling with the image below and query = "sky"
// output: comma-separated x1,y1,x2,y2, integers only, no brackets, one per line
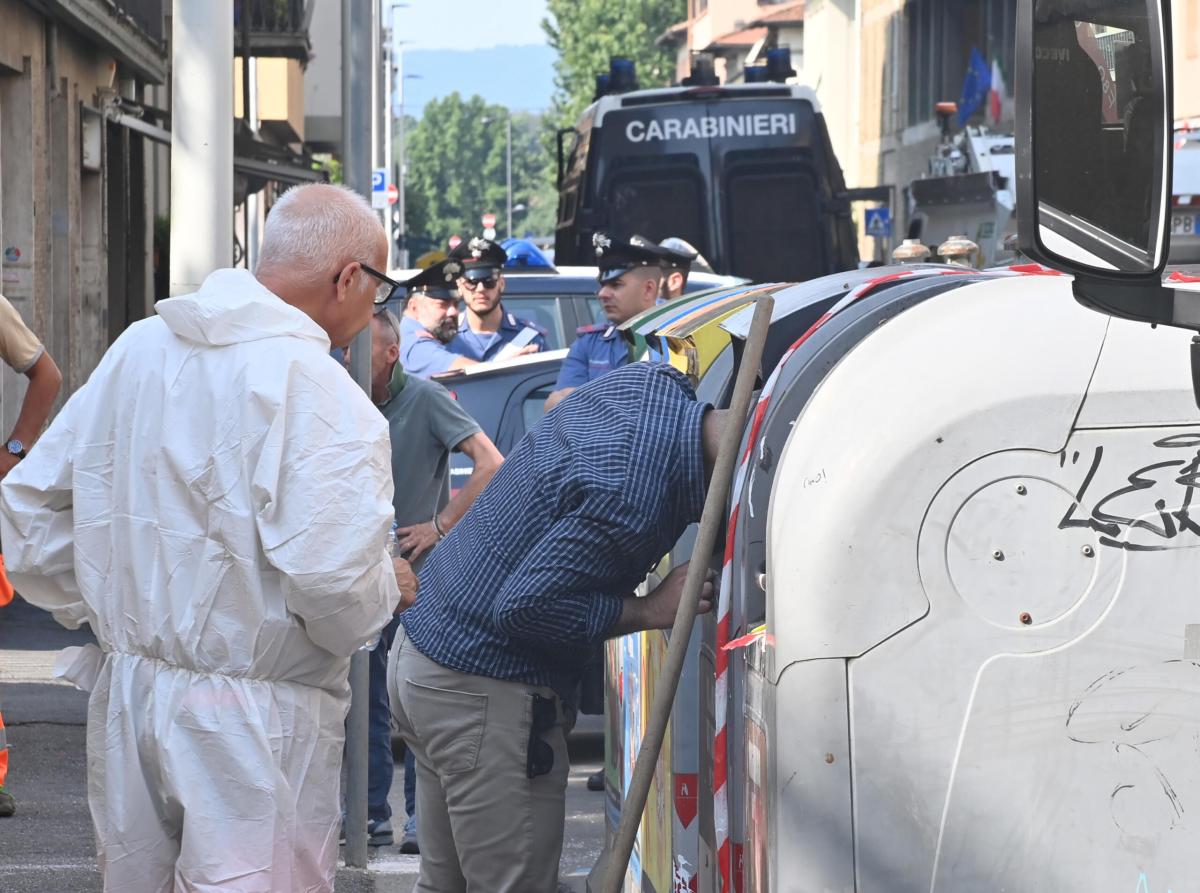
386,0,555,116
388,0,548,51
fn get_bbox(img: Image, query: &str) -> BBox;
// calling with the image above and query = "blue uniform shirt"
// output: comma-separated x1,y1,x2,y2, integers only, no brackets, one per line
400,363,710,705
449,309,548,362
554,323,631,390
399,314,459,379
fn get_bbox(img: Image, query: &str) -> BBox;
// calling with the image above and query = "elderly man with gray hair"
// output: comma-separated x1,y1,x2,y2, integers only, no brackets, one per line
0,183,415,892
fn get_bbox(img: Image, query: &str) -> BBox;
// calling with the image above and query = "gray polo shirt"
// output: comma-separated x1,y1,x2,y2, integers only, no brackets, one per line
377,373,482,528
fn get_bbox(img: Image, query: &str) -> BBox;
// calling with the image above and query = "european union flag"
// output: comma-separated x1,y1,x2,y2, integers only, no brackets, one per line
957,46,992,127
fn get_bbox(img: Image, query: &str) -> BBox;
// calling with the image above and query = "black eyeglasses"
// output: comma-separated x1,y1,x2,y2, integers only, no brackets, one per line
333,263,402,305
461,276,499,291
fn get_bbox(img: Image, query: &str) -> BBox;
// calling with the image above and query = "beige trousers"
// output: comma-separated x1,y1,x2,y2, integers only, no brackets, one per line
388,627,572,893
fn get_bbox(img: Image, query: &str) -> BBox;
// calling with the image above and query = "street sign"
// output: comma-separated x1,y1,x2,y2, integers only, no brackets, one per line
448,235,463,250
371,168,387,209
483,226,497,241
481,212,496,229
864,206,892,239
387,184,399,205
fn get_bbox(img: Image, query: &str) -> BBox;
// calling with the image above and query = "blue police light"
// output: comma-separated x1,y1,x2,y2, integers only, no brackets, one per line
594,72,611,100
608,57,638,94
744,64,770,83
765,47,796,83
500,238,555,271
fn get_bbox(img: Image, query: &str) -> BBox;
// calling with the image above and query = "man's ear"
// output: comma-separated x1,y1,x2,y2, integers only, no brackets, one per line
497,274,506,297
387,342,400,365
334,261,359,305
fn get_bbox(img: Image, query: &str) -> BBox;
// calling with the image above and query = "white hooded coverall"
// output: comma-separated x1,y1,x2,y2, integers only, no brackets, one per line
0,269,400,892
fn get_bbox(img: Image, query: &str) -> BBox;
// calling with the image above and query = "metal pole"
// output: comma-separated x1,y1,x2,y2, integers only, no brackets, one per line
397,49,408,268
384,33,395,269
342,0,374,871
505,113,512,238
169,0,233,295
602,296,776,893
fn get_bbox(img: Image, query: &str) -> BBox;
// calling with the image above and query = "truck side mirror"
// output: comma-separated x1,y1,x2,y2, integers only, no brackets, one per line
1016,0,1176,320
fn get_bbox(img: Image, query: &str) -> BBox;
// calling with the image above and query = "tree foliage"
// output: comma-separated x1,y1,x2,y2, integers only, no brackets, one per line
401,93,558,249
542,0,685,128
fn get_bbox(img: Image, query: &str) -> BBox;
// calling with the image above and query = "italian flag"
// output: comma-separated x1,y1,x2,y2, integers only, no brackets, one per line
989,57,1007,124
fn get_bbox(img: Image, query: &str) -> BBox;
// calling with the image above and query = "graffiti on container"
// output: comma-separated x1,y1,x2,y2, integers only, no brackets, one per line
1067,661,1200,838
1058,433,1200,550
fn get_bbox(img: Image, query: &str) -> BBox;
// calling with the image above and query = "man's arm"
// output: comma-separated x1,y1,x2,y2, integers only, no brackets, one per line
606,562,715,637
254,391,401,656
0,351,63,479
404,336,478,377
395,431,502,562
544,339,589,411
0,386,85,629
543,386,575,413
490,500,656,646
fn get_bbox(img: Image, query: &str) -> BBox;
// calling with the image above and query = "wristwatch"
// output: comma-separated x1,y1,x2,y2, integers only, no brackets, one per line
5,438,25,460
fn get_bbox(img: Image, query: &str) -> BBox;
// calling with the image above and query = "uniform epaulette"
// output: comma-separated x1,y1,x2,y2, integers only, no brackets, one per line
575,323,605,335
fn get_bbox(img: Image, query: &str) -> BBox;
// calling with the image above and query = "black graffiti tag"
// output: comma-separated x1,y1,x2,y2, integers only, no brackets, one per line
1058,434,1200,551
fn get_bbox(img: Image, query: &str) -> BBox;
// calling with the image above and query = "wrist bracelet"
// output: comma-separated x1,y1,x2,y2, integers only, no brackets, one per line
432,514,446,540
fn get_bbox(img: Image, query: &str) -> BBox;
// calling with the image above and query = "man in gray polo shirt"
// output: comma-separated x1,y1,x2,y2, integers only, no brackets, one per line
364,307,503,851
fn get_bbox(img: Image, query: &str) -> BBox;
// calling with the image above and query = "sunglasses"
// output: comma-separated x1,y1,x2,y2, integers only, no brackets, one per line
333,263,403,305
461,276,499,291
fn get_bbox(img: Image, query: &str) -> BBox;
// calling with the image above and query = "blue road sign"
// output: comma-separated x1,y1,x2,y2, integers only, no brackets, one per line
865,207,892,239
372,169,386,192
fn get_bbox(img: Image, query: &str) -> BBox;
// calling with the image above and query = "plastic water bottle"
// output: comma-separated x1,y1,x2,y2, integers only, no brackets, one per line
361,521,400,652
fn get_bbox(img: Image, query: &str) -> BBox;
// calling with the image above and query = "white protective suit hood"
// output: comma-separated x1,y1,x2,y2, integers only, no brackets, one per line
0,267,399,892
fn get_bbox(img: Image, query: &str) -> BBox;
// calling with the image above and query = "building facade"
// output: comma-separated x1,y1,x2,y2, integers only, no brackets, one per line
0,0,167,432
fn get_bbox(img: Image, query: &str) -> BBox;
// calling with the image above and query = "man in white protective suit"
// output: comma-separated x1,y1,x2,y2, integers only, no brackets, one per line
0,183,414,892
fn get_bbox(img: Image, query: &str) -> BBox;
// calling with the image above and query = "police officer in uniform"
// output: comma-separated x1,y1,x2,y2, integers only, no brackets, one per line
657,237,702,301
448,237,547,362
544,233,667,412
398,259,475,378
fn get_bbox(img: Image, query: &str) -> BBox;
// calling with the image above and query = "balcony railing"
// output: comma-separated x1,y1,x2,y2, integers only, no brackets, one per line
108,0,166,44
234,0,313,64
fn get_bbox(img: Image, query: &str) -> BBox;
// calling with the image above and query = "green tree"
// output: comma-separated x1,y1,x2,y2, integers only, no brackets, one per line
542,0,685,128
401,94,559,248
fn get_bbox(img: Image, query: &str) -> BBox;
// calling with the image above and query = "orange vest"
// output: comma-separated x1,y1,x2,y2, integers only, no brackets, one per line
0,554,14,607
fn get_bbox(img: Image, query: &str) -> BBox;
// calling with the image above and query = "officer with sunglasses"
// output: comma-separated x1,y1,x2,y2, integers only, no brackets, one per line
447,237,546,362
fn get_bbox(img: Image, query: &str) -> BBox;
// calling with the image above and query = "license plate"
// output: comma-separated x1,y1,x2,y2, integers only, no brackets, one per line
1172,211,1198,236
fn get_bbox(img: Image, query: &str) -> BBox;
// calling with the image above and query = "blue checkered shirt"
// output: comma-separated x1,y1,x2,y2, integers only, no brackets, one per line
399,363,710,703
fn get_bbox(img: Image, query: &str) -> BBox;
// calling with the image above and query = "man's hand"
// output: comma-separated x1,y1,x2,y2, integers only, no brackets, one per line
0,452,19,482
393,555,419,613
609,562,715,636
515,344,541,357
396,521,440,564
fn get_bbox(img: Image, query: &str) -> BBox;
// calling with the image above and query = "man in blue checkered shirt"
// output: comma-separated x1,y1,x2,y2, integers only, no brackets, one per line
389,362,729,893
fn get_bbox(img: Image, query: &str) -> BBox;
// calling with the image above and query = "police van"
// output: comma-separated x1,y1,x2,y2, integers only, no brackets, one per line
553,54,859,283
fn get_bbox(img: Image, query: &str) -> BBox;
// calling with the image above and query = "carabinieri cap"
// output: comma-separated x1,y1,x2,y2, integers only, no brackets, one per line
449,236,508,283
403,258,462,300
593,232,669,284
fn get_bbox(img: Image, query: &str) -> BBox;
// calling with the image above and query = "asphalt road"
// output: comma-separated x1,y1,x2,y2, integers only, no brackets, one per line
0,596,605,892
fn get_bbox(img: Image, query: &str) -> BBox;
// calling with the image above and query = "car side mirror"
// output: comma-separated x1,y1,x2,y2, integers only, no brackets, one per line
1015,0,1187,326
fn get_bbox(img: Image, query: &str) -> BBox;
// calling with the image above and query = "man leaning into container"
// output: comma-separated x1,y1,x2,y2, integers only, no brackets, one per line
0,183,415,893
390,362,731,892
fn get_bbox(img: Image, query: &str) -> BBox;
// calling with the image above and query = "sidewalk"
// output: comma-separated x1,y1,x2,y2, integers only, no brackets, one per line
0,597,601,892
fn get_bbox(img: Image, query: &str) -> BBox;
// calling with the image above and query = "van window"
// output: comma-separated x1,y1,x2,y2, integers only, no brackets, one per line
725,165,823,281
605,167,709,255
